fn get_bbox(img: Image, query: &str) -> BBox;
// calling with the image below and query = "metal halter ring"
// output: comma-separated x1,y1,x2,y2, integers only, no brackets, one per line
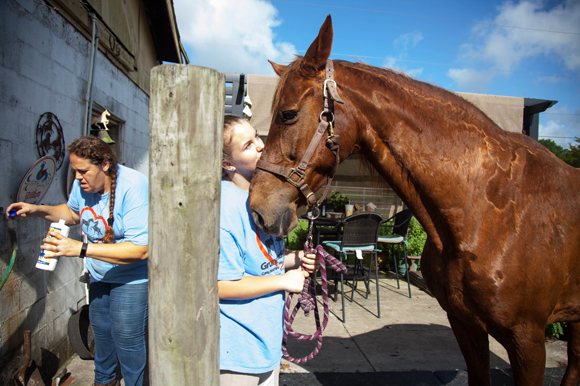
307,207,320,220
319,111,334,123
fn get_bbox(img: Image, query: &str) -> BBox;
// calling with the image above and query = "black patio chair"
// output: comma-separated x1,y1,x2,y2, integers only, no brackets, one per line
378,209,413,298
322,212,383,322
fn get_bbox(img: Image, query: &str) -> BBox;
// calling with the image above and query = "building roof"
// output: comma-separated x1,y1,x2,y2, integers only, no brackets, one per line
142,0,183,63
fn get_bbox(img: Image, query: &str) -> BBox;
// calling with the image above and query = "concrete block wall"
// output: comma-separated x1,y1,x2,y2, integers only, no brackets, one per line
0,0,152,383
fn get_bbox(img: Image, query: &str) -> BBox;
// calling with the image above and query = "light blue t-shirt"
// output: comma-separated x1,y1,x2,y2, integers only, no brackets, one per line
218,179,286,374
67,164,148,284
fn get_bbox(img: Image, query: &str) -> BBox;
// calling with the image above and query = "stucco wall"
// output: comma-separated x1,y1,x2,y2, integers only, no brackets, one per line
0,0,151,382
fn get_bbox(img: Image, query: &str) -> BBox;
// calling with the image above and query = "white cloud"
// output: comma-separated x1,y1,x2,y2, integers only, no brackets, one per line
449,0,580,90
406,67,424,78
382,31,424,78
447,68,496,92
393,31,424,51
383,57,398,69
539,106,580,149
540,120,572,148
173,0,297,75
382,57,424,78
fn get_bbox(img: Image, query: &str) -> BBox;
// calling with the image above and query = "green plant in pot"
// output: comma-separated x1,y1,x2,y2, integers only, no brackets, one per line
328,192,350,212
378,217,426,274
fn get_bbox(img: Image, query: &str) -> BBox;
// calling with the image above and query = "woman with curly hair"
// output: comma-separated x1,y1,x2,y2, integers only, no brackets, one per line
8,135,149,386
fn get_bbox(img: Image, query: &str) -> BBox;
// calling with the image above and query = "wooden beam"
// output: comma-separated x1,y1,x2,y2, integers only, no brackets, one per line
149,64,224,385
48,0,137,71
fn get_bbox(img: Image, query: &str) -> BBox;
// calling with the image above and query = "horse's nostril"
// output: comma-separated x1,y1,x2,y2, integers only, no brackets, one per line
253,211,266,229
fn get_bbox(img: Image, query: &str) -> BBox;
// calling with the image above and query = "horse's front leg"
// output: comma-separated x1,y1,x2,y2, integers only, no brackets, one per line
497,324,546,386
562,321,580,386
447,313,491,386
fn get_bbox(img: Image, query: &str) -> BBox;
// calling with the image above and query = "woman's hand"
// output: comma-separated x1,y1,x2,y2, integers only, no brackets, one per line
6,202,37,218
282,269,309,293
6,202,79,225
41,231,82,257
301,253,319,274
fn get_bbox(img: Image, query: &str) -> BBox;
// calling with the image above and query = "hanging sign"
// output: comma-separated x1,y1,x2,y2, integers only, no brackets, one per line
36,112,65,170
17,155,57,204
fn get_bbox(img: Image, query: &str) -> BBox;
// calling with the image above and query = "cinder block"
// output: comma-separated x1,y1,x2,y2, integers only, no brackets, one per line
19,268,46,311
0,274,20,321
18,13,53,57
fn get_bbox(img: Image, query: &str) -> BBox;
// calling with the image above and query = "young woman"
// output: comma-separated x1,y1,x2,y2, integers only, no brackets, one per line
219,115,317,386
7,136,148,386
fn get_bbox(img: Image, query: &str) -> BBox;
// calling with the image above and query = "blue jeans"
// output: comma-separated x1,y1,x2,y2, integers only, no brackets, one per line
89,281,148,386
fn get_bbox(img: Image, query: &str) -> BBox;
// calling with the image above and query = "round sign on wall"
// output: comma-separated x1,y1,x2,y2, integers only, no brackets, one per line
17,155,57,204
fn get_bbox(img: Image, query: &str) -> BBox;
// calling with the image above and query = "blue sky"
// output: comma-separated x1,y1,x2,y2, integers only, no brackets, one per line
173,0,580,149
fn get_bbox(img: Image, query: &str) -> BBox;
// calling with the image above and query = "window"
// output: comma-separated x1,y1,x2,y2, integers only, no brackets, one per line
90,102,125,164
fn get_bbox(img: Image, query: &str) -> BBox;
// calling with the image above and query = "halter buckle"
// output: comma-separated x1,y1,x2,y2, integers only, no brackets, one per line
323,79,337,99
287,168,305,188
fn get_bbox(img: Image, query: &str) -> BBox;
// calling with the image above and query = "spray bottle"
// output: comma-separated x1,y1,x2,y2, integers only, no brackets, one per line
36,219,69,271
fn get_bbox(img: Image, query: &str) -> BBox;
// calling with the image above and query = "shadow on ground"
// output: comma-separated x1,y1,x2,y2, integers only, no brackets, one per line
280,367,566,386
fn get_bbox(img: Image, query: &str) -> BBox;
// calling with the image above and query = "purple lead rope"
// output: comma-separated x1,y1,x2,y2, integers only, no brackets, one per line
282,243,347,364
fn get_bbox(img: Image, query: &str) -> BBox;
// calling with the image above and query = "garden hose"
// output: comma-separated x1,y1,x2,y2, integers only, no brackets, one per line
1,222,18,291
0,249,17,291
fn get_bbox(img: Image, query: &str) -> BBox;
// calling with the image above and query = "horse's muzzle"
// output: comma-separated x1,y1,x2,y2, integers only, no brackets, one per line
251,205,297,237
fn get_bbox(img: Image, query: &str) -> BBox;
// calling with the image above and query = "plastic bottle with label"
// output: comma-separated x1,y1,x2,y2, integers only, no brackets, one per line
36,219,69,271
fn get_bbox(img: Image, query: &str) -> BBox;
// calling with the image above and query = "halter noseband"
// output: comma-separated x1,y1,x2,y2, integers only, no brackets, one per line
256,59,344,212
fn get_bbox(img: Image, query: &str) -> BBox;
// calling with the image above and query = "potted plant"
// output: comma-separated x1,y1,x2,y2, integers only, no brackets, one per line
377,217,427,274
328,192,350,212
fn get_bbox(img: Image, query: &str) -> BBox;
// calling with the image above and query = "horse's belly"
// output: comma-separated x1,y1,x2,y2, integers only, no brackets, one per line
424,245,580,332
423,249,531,332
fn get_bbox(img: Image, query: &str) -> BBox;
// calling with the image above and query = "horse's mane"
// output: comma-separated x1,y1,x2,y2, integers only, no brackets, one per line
332,60,508,188
273,57,499,133
334,60,498,128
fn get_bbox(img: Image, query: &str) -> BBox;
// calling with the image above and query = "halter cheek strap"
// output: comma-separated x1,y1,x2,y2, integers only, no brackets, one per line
256,59,344,210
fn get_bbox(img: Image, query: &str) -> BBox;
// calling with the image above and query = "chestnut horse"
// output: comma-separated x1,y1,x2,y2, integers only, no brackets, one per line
249,15,580,386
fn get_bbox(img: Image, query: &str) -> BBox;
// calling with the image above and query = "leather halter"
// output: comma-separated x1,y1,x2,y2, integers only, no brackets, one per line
256,59,344,211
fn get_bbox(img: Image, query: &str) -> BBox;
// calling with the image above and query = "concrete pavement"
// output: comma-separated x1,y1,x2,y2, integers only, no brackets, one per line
61,271,568,385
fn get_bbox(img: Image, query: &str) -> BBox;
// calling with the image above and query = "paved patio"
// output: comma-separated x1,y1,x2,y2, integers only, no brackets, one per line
62,271,568,385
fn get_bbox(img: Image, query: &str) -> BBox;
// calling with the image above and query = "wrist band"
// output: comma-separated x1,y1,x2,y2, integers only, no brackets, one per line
80,242,88,258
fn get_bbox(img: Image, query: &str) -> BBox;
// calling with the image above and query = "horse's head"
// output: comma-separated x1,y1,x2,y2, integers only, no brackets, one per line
249,15,347,236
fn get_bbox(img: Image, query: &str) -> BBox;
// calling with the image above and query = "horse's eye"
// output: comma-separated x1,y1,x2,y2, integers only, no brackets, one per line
281,111,298,124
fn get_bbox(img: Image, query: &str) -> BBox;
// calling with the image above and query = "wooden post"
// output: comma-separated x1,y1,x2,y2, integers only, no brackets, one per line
149,65,224,385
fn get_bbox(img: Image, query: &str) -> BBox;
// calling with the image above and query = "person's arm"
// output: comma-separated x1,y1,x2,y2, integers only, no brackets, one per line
7,202,80,225
41,231,148,264
218,269,309,300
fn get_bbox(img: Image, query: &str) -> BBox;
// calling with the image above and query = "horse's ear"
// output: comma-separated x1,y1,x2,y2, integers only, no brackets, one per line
269,60,286,76
303,14,333,72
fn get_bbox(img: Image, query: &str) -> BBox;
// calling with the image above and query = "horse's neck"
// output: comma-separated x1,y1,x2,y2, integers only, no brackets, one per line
341,64,499,198
338,63,507,249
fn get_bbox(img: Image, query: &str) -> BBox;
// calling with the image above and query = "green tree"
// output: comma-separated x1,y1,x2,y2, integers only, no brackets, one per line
539,139,565,158
563,137,580,167
539,137,580,168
